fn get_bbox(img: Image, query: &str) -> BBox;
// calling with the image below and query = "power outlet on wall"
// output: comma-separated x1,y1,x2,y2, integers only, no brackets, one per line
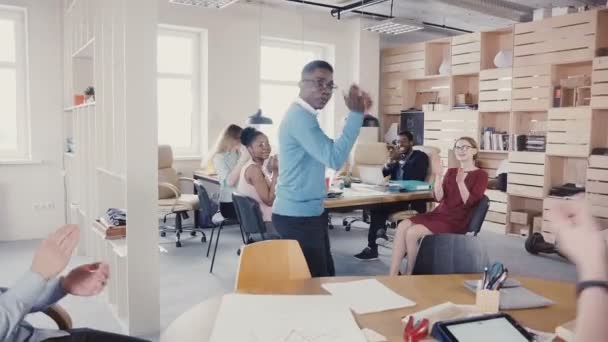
33,202,56,210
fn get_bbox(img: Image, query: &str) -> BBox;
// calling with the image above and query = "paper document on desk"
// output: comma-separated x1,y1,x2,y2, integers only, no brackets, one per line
322,279,416,314
209,294,366,342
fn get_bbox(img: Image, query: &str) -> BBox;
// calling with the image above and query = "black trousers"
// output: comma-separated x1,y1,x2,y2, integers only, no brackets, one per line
46,328,149,342
272,212,335,277
367,200,428,250
219,201,237,220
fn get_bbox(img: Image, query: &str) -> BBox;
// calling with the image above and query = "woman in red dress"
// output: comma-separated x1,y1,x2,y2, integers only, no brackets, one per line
389,137,488,275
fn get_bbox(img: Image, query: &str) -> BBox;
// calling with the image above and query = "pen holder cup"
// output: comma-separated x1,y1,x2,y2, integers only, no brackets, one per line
476,289,500,313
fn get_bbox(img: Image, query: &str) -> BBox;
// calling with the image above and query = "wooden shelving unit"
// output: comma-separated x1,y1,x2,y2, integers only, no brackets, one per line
379,8,608,237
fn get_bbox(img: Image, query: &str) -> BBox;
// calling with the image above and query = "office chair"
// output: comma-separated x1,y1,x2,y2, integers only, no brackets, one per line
466,195,490,236
209,193,279,273
158,145,205,247
341,142,389,231
235,240,311,293
412,234,490,275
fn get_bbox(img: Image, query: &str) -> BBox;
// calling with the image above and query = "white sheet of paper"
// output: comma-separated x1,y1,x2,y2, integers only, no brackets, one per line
209,294,367,342
322,279,416,314
361,328,387,342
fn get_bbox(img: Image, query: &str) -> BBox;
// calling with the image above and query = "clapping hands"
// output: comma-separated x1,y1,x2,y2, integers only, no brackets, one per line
343,84,372,113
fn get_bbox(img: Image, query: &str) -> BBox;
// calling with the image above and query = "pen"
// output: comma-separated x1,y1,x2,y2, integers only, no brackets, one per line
482,267,488,290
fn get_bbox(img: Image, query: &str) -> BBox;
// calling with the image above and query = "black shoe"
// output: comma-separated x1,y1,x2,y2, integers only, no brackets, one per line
354,247,379,260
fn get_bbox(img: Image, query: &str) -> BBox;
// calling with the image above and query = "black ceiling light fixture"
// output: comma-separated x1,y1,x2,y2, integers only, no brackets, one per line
248,109,273,125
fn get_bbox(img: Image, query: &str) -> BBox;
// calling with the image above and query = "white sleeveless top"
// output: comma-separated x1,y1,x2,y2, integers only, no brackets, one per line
237,160,273,222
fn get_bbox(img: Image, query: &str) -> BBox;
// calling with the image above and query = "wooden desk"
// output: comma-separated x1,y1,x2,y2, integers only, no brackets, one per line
161,275,576,342
192,170,433,211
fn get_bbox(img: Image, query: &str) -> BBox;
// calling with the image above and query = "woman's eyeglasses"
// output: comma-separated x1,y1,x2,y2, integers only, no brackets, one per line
302,79,338,92
454,145,473,151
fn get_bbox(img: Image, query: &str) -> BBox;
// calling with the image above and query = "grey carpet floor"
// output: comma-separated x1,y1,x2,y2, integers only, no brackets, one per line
0,213,577,340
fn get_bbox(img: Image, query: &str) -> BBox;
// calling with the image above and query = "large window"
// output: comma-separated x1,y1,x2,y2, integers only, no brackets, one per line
157,26,204,157
259,38,332,145
0,7,28,160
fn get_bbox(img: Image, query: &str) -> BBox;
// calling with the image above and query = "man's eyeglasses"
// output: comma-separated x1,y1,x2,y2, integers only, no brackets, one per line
454,145,473,151
302,79,338,92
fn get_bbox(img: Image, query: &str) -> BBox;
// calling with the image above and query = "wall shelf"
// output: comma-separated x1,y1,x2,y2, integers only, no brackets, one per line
64,102,95,112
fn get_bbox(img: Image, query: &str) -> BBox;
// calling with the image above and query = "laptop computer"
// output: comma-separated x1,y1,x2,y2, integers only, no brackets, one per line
358,166,387,186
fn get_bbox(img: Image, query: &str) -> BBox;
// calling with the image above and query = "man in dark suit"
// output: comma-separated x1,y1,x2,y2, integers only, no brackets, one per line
354,130,429,260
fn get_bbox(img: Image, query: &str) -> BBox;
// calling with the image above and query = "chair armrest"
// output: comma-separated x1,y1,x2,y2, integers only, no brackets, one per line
178,177,195,183
159,182,181,198
44,304,73,330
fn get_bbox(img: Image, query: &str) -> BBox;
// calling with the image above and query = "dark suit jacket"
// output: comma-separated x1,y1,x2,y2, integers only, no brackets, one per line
382,150,429,182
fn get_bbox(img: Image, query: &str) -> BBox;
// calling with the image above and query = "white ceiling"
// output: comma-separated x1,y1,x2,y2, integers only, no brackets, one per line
254,0,606,46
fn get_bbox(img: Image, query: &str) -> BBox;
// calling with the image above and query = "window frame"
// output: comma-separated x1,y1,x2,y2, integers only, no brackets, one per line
259,37,334,142
0,6,30,161
157,25,205,158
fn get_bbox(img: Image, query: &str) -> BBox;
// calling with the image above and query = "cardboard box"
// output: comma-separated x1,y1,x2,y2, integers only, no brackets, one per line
510,210,540,225
533,216,543,233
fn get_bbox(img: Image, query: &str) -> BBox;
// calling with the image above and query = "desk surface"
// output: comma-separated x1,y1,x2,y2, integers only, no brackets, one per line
193,170,433,210
161,275,575,342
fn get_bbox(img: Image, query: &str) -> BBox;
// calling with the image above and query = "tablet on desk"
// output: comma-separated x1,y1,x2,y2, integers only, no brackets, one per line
431,313,533,342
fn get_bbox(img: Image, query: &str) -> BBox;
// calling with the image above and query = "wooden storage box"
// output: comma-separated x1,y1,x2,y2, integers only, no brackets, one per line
542,197,573,243
513,10,597,67
592,56,608,108
587,155,608,228
512,65,553,111
546,107,592,157
507,152,548,199
451,33,481,75
482,190,508,234
479,68,512,112
381,43,425,79
381,72,405,115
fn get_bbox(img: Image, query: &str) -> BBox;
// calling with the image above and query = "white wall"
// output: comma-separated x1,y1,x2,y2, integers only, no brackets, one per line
158,1,380,174
0,0,64,241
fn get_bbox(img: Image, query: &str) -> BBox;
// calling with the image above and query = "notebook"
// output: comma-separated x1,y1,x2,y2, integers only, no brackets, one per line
358,166,387,186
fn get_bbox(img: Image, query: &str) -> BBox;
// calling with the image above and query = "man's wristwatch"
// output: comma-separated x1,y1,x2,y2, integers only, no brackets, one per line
576,280,608,296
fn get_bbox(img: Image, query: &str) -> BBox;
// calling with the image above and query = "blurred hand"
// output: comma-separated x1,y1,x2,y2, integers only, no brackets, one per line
548,197,606,275
62,262,109,297
455,168,466,184
271,155,279,174
343,84,371,113
31,225,80,280
388,146,401,162
363,96,373,113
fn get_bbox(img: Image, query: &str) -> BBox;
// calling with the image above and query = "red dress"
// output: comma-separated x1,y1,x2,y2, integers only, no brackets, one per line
410,168,488,234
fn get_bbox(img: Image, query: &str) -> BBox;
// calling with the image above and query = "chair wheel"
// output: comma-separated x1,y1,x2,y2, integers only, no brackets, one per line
160,232,166,237
345,225,351,232
328,224,334,230
176,241,182,248
342,219,348,226
190,231,197,237
201,236,206,243
237,249,241,256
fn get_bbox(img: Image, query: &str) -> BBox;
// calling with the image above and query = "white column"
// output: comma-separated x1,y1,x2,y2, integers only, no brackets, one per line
123,0,160,336
351,18,380,116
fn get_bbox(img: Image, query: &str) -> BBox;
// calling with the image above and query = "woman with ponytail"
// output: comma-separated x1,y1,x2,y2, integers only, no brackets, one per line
389,137,488,275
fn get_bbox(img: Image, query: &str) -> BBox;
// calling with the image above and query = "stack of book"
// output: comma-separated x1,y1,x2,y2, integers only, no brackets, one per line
525,135,546,152
481,127,510,151
95,208,127,240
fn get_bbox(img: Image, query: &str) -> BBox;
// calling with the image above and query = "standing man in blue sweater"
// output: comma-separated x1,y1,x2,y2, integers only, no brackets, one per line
272,60,371,277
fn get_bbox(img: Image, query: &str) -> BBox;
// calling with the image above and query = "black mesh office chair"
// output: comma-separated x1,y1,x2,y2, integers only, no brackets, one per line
467,195,490,236
209,192,278,273
412,234,490,275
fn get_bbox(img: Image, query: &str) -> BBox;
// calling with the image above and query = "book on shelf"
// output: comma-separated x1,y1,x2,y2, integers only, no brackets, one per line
481,127,509,151
94,208,127,240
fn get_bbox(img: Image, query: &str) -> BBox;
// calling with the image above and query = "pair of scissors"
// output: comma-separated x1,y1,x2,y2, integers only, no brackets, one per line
485,262,507,290
403,316,429,342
